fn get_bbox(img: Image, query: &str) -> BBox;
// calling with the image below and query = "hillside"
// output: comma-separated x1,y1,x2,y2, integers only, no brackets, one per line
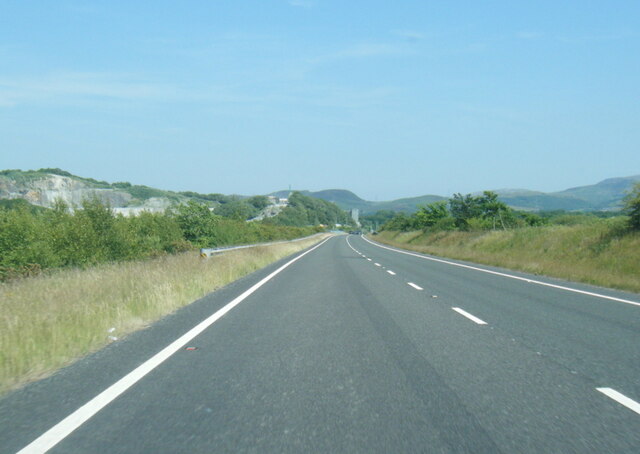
274,175,640,214
372,195,447,212
270,189,446,213
270,189,370,211
0,169,188,213
494,178,638,212
0,169,353,229
2,169,639,215
0,169,246,215
554,176,640,210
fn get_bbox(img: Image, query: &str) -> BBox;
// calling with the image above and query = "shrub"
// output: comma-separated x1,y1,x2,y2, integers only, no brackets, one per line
624,183,640,230
0,197,317,281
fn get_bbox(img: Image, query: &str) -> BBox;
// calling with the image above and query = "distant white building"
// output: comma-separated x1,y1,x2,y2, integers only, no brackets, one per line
267,195,288,206
350,208,360,226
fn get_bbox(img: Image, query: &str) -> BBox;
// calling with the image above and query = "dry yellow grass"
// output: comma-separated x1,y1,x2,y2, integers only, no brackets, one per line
375,223,640,293
0,235,329,395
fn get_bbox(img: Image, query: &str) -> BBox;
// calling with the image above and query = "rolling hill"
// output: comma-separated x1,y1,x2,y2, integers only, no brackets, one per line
274,176,640,214
1,169,638,215
269,189,446,213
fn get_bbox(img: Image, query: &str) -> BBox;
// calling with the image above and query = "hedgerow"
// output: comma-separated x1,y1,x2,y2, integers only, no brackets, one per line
0,198,318,280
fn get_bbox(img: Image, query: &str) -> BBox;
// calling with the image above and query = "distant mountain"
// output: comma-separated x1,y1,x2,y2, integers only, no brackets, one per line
496,193,592,211
371,195,447,213
555,176,640,209
270,189,370,211
496,176,640,212
269,189,445,213
2,169,638,215
273,175,640,214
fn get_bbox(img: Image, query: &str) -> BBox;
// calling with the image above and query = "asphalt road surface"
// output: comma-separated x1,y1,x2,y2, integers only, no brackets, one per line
2,234,639,453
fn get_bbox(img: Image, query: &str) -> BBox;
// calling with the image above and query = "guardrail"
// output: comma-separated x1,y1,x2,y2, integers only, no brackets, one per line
199,233,328,258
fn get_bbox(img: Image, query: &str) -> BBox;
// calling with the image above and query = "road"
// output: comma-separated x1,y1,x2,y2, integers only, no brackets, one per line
1,234,639,453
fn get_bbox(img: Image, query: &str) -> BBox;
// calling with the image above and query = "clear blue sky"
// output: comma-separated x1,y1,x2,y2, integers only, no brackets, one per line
1,1,639,200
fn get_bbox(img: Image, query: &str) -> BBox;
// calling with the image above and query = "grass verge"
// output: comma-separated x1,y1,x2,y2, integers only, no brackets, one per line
0,235,329,396
373,220,640,294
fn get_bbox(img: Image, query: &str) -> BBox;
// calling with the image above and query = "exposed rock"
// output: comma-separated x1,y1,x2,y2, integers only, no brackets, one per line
111,197,174,216
0,174,131,209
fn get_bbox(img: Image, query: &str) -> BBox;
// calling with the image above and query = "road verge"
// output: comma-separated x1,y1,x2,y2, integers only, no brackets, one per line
371,226,640,293
0,235,330,396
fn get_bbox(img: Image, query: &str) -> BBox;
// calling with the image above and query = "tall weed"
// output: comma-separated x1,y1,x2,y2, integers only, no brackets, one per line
376,219,640,293
0,235,327,395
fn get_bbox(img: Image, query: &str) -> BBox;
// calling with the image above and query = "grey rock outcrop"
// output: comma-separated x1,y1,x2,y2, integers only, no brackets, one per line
0,174,132,208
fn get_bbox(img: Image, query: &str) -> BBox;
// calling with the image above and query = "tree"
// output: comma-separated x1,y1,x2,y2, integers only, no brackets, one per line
381,213,413,231
477,191,510,230
247,195,270,211
449,193,481,230
215,200,256,220
273,192,350,227
171,201,219,246
624,182,640,230
516,211,546,227
74,197,124,262
359,210,396,231
414,201,450,230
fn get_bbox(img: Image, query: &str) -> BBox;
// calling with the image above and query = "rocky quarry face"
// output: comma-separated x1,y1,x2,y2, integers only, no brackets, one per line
0,174,132,208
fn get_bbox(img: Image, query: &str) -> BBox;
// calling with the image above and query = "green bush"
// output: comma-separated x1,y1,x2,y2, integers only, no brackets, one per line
0,197,318,281
126,185,170,200
215,200,258,221
271,192,352,227
624,183,640,230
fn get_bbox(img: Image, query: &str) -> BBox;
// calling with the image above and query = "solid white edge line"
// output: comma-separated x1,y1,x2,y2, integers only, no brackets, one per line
452,307,488,325
345,237,362,257
596,388,640,415
408,282,423,290
345,237,396,278
362,236,640,308
17,237,333,454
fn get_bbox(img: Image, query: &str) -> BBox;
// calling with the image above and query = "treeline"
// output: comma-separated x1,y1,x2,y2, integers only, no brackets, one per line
268,192,354,227
381,185,640,233
382,191,535,232
0,198,320,281
1,168,113,189
214,195,271,220
179,191,354,226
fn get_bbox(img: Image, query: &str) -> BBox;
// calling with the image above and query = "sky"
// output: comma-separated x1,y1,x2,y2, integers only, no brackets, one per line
1,1,639,201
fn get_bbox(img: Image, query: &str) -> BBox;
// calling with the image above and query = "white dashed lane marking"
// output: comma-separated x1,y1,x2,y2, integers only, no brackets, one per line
452,307,487,325
597,388,640,415
351,235,640,421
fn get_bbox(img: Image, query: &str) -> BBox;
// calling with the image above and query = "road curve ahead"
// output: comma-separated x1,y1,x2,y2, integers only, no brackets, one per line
2,235,640,453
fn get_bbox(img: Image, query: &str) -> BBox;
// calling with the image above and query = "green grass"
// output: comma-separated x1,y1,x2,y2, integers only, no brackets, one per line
0,235,329,396
375,219,640,293
0,170,50,185
124,185,184,202
0,199,46,213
